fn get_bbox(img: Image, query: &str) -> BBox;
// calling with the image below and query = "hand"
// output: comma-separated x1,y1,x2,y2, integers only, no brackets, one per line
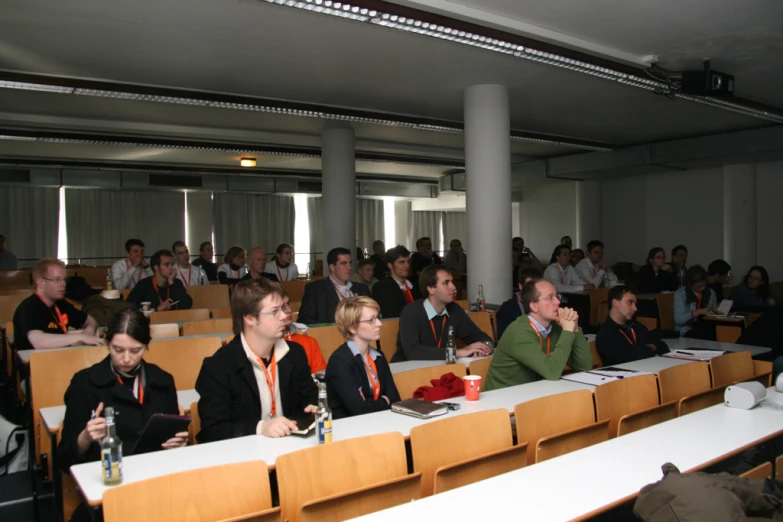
77,334,106,346
768,298,777,306
661,264,673,272
167,273,176,286
303,404,318,414
456,343,491,358
161,432,189,449
557,307,579,332
141,259,149,269
157,299,174,312
583,284,596,291
81,402,106,443
692,308,709,318
260,416,298,438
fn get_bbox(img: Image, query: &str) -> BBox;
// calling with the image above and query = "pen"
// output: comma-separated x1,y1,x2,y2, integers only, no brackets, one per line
679,351,694,355
90,410,96,420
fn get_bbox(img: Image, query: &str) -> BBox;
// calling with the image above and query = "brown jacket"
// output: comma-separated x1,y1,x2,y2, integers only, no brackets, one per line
81,295,132,327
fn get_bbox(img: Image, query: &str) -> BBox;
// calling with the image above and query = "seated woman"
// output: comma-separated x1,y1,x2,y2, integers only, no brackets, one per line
673,265,718,340
59,309,187,471
730,266,778,311
265,243,299,282
325,296,400,419
217,245,248,285
635,247,678,294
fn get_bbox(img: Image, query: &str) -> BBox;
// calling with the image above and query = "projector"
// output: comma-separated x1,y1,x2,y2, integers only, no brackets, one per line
681,69,735,97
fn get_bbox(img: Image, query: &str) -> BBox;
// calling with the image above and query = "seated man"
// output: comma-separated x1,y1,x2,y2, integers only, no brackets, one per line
0,234,19,270
196,279,319,442
544,245,594,293
496,266,543,341
485,279,592,390
172,241,209,286
127,250,193,311
111,238,152,291
242,247,279,282
13,258,104,351
372,245,420,319
561,236,573,249
595,285,669,366
351,258,378,290
393,265,493,362
706,259,731,303
670,244,688,287
410,236,443,278
280,294,326,375
368,240,388,280
191,241,218,282
444,239,467,272
298,247,370,325
575,240,616,288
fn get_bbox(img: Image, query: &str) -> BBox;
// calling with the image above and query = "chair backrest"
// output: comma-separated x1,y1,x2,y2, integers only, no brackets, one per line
0,270,32,287
589,288,609,326
655,293,675,331
150,308,210,324
455,300,469,311
739,461,773,480
186,284,230,311
145,336,223,389
103,461,274,522
188,401,201,445
182,318,233,336
745,313,762,328
754,360,773,387
76,266,113,288
597,302,609,325
410,409,514,497
305,325,344,363
289,301,301,313
212,307,232,319
150,323,180,339
0,287,34,296
657,361,711,404
710,351,754,388
514,389,596,463
392,364,467,401
679,386,726,416
716,325,742,344
280,280,308,303
466,311,494,343
433,445,526,495
594,374,659,438
468,357,492,382
589,341,603,368
617,402,678,436
636,316,658,331
276,432,408,522
0,293,29,322
378,319,399,363
536,420,610,463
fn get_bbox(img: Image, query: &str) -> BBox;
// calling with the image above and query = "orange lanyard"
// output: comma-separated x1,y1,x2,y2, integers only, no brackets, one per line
364,354,380,400
528,318,551,356
619,326,638,346
255,353,278,416
429,316,448,348
556,264,566,284
152,277,171,303
126,259,143,284
35,292,68,333
116,374,145,404
333,283,352,301
275,263,289,281
401,284,414,304
177,266,192,285
696,292,702,310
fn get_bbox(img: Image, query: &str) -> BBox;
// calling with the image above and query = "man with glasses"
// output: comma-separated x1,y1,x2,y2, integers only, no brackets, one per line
196,278,319,442
485,278,591,390
171,241,209,286
13,258,104,351
127,250,193,311
393,264,493,362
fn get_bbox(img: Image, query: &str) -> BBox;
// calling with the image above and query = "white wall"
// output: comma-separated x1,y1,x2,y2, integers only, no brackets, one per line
518,182,578,260
756,160,783,281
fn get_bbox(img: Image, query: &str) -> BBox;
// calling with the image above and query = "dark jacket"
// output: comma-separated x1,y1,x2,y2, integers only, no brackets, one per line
595,316,669,366
496,293,524,341
369,254,388,280
59,357,179,472
410,252,443,276
737,306,783,360
325,342,400,420
126,276,193,310
81,295,132,328
371,277,421,320
635,265,678,294
192,257,218,282
195,336,318,443
241,272,280,283
298,277,370,325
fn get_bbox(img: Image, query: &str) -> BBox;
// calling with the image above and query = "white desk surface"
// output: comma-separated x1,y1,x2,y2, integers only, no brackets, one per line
388,357,487,374
69,378,592,506
39,390,200,435
663,337,770,356
609,356,694,374
351,389,783,522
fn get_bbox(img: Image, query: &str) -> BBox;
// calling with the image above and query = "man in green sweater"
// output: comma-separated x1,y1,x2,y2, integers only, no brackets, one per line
486,278,592,390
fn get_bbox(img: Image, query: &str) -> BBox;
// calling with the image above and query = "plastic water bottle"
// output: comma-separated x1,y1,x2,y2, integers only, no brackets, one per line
445,326,456,364
306,263,312,281
106,269,113,290
476,285,486,312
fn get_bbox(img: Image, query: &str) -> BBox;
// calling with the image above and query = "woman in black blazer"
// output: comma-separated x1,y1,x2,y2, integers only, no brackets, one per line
59,309,187,473
326,296,401,419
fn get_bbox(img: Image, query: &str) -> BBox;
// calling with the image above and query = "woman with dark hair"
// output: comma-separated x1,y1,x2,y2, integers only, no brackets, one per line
730,265,778,310
59,309,187,475
265,243,299,281
217,245,248,285
674,265,717,339
635,247,677,294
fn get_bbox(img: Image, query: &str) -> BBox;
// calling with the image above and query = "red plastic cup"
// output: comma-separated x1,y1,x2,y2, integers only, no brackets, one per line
464,375,482,402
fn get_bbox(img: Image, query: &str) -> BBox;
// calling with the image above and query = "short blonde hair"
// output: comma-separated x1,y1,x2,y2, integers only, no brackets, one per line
33,258,65,282
335,296,380,340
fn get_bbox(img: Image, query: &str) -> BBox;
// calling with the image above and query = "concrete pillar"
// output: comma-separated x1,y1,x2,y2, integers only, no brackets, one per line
576,180,602,250
465,85,511,305
723,164,756,279
321,127,356,258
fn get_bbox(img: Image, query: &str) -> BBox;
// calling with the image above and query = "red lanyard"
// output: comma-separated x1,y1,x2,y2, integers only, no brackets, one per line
152,277,171,304
401,284,414,304
429,316,448,348
116,374,145,404
619,326,638,346
177,266,192,285
364,354,380,400
35,292,68,333
255,353,278,416
275,263,289,281
556,264,566,284
333,283,352,301
696,293,702,310
126,259,143,284
528,318,551,356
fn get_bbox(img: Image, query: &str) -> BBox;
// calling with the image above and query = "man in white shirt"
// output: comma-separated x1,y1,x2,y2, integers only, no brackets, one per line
575,240,616,288
111,238,152,291
172,241,208,286
544,245,594,293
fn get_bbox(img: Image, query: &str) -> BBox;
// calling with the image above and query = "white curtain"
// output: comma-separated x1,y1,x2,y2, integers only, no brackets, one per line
0,186,59,264
356,199,385,254
409,211,443,254
65,189,185,265
442,211,468,251
307,196,323,258
213,193,294,260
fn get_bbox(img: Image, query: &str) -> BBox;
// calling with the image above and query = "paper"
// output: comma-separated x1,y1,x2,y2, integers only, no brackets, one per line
717,300,733,315
561,372,617,386
663,349,726,361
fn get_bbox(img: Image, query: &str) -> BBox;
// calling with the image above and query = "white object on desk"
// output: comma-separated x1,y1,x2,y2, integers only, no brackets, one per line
724,382,766,410
664,349,726,361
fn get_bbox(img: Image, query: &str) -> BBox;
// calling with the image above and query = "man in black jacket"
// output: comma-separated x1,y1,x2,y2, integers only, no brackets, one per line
127,250,193,311
410,236,443,278
369,240,388,280
298,247,370,325
372,245,420,319
196,279,318,442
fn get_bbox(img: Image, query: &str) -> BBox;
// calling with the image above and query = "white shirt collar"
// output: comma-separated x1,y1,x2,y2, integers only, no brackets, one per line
528,315,553,338
240,332,290,363
329,275,353,291
424,298,449,320
392,277,413,290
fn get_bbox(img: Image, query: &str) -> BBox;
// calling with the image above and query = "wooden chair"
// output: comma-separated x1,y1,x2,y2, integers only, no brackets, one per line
121,289,131,300
0,270,32,287
0,287,34,296
289,301,301,314
617,401,678,436
776,454,783,480
76,266,114,288
150,323,180,339
103,461,278,522
489,309,499,341
594,374,660,438
536,420,610,463
0,293,28,322
679,386,726,416
739,461,772,480
514,389,598,464
377,319,399,363
716,325,742,343
455,300,469,311
145,336,223,389
306,325,345,363
754,360,773,387
466,311,494,343
186,284,230,311
589,341,603,368
392,364,467,401
150,308,210,324
212,306,232,319
597,301,609,325
410,409,525,497
637,316,658,330
182,318,233,336
588,288,609,327
468,357,492,382
280,280,309,303
710,352,754,388
276,432,418,522
655,293,675,331
188,401,201,445
658,362,711,407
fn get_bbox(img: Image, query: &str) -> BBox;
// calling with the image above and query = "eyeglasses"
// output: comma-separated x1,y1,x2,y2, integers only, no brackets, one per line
536,293,562,303
42,277,67,284
258,303,291,318
358,315,382,324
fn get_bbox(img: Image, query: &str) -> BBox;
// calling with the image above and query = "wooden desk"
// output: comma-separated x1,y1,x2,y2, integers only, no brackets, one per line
350,388,783,521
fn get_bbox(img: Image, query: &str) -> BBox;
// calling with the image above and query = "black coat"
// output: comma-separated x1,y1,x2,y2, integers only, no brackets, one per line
195,337,318,443
59,357,179,472
298,277,370,325
325,343,400,420
371,277,421,320
635,265,678,294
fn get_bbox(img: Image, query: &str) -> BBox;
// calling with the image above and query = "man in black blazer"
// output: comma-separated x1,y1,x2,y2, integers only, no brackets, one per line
298,247,370,325
372,245,420,319
196,279,318,442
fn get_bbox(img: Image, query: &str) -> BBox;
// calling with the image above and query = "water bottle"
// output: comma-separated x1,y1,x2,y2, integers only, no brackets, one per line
476,285,486,312
445,326,456,364
316,382,332,445
101,407,123,485
106,269,113,290
306,262,312,281
601,272,610,289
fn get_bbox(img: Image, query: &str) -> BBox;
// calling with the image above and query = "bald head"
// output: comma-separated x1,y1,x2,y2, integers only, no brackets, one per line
248,247,267,275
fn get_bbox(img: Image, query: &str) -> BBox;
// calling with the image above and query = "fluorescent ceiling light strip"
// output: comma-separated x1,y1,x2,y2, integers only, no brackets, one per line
0,134,39,141
509,135,612,152
0,80,75,94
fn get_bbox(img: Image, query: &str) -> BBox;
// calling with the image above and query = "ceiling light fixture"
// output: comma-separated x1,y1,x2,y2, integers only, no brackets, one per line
240,157,257,167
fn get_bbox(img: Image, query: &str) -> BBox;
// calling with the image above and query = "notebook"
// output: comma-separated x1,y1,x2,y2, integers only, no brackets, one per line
391,399,449,419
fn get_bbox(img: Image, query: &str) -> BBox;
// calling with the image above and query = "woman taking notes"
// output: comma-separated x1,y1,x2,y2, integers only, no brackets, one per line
326,296,400,419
